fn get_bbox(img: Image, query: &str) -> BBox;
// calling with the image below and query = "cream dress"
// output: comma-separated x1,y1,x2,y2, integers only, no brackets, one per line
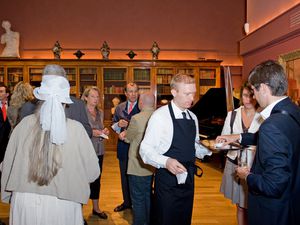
10,192,83,225
220,106,262,208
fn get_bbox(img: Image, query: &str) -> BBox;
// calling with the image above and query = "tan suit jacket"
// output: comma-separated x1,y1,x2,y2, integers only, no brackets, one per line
125,107,155,176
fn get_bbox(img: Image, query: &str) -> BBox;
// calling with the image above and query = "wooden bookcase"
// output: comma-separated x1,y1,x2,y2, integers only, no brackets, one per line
0,58,222,150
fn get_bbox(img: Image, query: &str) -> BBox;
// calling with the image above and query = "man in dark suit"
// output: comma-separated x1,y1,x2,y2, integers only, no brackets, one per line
111,83,140,212
0,84,10,225
218,60,300,225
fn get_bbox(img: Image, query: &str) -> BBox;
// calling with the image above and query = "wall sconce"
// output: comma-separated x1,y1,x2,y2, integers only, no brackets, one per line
244,22,250,34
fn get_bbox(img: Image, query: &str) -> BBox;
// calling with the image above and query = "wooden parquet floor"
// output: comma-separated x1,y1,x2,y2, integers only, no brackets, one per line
0,152,237,225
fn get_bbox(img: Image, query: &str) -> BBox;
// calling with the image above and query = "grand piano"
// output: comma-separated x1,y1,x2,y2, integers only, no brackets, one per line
190,88,240,168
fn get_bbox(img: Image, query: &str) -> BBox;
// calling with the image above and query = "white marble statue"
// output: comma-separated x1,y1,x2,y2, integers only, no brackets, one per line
0,21,20,58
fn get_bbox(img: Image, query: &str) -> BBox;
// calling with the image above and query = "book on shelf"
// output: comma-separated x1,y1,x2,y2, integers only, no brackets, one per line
29,68,43,74
104,85,124,94
67,74,76,81
80,74,95,81
157,68,173,75
199,69,215,79
134,69,150,81
80,68,97,74
177,69,194,75
65,68,76,75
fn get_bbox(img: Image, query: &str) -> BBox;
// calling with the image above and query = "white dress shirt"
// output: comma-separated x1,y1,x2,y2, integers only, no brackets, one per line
140,101,211,169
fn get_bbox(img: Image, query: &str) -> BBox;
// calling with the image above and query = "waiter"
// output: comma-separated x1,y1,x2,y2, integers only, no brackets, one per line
140,74,211,225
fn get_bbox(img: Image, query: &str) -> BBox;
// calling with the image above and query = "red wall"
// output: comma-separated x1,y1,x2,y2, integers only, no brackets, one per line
240,3,300,79
247,0,300,33
0,0,245,65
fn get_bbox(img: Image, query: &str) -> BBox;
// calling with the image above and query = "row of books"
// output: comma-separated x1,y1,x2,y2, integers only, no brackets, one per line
177,69,195,75
157,75,173,84
157,85,171,94
157,68,173,75
104,86,124,94
199,70,216,79
80,74,96,81
79,68,97,74
104,73,125,80
134,70,150,81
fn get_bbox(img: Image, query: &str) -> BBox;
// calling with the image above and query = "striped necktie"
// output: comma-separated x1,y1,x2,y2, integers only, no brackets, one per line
128,102,134,114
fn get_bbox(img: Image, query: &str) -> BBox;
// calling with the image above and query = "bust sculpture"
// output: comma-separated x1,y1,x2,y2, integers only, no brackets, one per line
0,20,20,58
100,41,110,60
151,41,160,60
52,41,62,59
111,96,120,115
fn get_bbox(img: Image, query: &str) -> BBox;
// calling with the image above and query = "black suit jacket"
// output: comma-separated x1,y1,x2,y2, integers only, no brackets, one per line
0,109,11,163
112,101,140,160
243,98,300,225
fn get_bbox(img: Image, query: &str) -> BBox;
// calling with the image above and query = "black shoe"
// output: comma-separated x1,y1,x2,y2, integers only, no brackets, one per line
92,210,108,219
83,219,88,225
114,203,131,212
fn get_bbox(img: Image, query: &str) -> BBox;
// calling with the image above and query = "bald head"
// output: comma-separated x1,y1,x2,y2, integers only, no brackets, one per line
138,92,155,110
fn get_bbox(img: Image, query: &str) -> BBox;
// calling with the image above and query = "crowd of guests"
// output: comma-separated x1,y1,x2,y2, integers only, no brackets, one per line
0,60,299,225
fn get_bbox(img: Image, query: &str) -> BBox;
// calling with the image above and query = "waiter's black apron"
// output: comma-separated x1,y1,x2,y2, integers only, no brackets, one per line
153,103,196,225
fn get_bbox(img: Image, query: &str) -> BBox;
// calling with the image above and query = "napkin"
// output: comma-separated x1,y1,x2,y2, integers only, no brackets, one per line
176,171,188,184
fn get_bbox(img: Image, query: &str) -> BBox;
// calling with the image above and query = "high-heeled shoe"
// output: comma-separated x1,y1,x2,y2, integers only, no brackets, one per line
92,210,108,219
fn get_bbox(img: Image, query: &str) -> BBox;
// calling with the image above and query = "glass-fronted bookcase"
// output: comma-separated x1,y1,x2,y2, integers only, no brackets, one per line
0,59,222,150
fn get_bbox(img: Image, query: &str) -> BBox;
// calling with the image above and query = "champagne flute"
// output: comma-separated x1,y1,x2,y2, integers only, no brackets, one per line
238,148,248,168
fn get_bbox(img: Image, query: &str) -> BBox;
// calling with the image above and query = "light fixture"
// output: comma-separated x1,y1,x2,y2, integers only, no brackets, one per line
244,22,250,34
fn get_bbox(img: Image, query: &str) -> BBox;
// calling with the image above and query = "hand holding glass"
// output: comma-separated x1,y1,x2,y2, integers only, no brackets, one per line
238,149,248,168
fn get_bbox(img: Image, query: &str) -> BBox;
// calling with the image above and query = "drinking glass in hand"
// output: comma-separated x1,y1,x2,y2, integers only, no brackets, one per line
238,149,248,167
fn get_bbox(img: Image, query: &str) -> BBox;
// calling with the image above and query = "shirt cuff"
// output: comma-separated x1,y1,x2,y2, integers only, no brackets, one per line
239,134,242,143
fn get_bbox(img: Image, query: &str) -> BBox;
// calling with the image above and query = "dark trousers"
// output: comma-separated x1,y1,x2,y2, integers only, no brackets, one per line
90,155,103,199
119,159,131,206
129,175,152,225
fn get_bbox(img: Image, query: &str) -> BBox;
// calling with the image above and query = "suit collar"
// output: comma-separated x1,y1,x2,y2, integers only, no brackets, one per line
260,96,287,120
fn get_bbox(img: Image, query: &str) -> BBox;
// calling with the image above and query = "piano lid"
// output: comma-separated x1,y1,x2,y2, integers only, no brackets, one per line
190,88,240,139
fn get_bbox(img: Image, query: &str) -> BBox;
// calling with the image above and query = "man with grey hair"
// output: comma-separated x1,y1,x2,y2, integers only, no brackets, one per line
217,60,300,225
119,92,155,225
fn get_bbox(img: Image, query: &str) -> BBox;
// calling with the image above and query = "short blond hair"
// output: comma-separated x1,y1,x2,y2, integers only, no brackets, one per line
170,74,195,90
